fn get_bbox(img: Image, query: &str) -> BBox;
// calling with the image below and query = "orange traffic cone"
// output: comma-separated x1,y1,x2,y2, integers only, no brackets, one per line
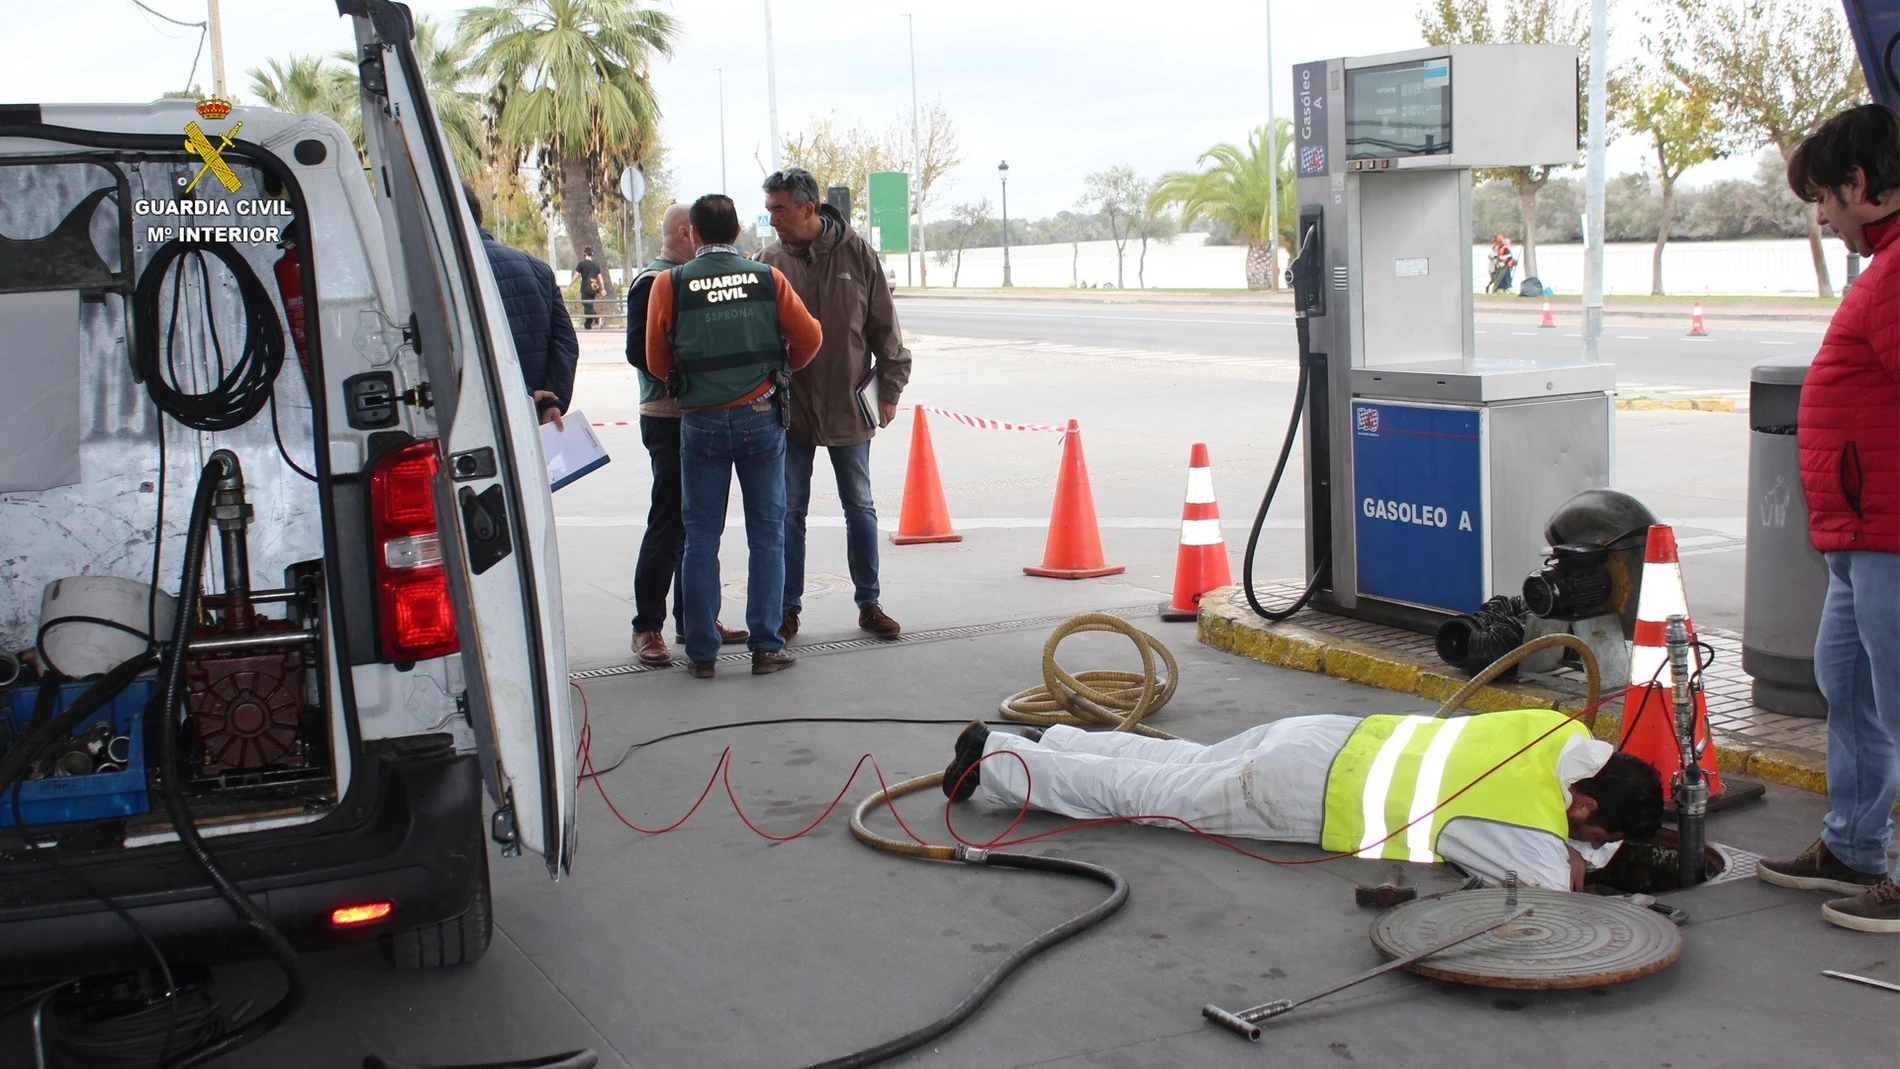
1024,420,1124,580
1618,524,1723,802
1539,297,1555,328
889,407,962,545
1688,300,1707,336
1160,444,1232,621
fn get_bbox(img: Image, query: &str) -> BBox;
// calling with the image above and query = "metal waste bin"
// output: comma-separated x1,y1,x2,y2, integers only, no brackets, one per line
1743,355,1828,718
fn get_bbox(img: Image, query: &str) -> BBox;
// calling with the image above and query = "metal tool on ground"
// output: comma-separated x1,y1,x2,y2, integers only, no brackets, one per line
1354,864,1417,909
1203,906,1534,1040
1822,970,1900,994
1368,887,1682,990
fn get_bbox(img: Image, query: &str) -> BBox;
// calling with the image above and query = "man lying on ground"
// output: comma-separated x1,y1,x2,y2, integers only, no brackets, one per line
943,708,1664,891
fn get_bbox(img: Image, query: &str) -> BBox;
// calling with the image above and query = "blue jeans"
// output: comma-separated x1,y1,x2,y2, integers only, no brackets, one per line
1815,550,1900,875
783,439,880,611
679,403,788,664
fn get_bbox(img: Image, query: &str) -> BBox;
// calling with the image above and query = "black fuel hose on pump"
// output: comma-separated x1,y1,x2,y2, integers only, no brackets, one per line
148,453,307,1068
796,852,1129,1069
1240,224,1330,623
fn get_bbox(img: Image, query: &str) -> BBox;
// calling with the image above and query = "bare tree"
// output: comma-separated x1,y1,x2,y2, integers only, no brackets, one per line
1085,166,1145,288
1133,180,1180,289
1666,0,1867,297
930,198,991,287
782,116,900,232
891,97,964,286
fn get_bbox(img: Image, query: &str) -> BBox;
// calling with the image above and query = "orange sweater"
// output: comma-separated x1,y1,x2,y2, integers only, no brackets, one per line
646,262,823,409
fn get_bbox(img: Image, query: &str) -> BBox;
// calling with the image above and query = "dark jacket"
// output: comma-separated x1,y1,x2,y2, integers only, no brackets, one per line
1798,212,1899,553
626,257,682,417
479,230,578,414
757,204,912,446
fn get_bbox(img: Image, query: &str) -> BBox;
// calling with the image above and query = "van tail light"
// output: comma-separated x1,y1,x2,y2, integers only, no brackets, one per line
369,441,460,662
331,901,395,927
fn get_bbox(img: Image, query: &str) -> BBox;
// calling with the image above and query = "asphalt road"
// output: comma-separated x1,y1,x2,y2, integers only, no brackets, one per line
894,297,1826,398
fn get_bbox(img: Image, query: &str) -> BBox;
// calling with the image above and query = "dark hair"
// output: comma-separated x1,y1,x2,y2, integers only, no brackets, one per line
462,180,483,227
1572,752,1664,840
1786,103,1900,207
762,167,820,206
690,194,741,244
582,246,593,256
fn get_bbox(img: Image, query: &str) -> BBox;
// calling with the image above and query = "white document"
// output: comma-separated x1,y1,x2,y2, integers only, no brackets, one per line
538,410,610,492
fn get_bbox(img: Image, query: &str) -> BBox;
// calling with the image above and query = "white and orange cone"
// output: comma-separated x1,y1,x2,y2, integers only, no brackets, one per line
1619,524,1724,801
1688,300,1708,337
1540,297,1556,328
1159,444,1233,621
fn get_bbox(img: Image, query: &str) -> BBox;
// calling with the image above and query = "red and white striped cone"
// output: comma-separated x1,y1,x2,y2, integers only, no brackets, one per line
1539,297,1556,328
1688,300,1708,336
1619,524,1724,801
1159,444,1233,621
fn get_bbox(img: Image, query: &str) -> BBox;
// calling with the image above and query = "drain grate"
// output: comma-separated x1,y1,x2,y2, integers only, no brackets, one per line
568,604,1163,681
1706,843,1760,886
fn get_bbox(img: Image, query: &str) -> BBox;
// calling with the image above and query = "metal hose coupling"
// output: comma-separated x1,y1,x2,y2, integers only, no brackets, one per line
954,845,991,865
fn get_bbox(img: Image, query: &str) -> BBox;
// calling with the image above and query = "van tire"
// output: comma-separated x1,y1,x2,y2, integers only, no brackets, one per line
380,852,493,969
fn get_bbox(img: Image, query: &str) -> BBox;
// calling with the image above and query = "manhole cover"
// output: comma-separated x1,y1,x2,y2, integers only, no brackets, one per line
721,572,851,601
1369,888,1681,990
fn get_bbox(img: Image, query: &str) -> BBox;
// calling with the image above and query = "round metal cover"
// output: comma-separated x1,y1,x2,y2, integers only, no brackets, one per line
1369,888,1681,990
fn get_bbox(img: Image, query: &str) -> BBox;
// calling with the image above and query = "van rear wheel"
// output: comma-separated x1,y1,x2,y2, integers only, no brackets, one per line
380,850,493,969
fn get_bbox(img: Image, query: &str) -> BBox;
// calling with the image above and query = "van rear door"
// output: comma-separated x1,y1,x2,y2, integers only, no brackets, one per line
341,0,575,875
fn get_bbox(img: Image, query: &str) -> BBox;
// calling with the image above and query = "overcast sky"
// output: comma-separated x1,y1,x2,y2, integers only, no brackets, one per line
6,0,1770,226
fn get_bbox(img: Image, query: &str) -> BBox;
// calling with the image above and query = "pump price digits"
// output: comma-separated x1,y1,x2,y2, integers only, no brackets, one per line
1362,496,1472,532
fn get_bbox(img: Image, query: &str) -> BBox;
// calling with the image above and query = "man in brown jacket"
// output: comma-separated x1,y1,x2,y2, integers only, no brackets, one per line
758,167,914,640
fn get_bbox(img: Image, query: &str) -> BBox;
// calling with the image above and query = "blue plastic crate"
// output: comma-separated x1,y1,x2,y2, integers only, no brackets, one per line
2,677,153,828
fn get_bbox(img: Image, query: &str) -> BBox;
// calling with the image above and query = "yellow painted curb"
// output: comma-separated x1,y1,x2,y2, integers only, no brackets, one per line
1615,396,1738,413
1196,585,1831,798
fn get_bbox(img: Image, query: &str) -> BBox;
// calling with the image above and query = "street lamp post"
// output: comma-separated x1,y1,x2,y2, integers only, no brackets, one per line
715,67,727,194
998,160,1012,288
905,13,924,288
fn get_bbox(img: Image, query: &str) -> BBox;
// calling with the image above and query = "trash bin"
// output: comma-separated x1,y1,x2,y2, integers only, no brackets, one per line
1742,355,1828,718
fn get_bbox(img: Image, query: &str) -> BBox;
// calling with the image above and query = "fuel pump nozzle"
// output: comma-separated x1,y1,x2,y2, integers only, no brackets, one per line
1664,614,1707,886
208,449,256,633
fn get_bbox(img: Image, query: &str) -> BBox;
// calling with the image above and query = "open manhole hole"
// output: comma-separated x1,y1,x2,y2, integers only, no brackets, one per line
1585,828,1758,894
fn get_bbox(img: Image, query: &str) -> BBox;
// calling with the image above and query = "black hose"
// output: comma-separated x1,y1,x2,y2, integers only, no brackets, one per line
0,654,155,796
148,454,307,1068
132,241,285,433
795,852,1129,1069
1240,316,1329,622
362,1053,599,1069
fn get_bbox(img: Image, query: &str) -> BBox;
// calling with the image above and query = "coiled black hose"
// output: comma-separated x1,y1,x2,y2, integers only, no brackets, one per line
796,852,1129,1069
148,453,307,1068
132,241,285,433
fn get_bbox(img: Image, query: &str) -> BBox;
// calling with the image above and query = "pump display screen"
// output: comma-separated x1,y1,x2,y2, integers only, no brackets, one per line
1346,58,1453,159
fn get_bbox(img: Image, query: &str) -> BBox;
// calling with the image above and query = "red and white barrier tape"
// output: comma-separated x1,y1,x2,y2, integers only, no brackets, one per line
593,405,1065,433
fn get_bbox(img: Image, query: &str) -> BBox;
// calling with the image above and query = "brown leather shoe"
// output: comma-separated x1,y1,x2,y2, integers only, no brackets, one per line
1758,838,1885,896
687,661,716,679
858,604,901,639
751,649,796,675
632,631,671,666
779,608,800,641
1823,876,1900,933
675,621,750,646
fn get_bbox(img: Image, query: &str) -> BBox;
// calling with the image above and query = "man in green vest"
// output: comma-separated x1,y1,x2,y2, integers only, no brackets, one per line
941,709,1664,891
625,202,749,666
646,195,823,678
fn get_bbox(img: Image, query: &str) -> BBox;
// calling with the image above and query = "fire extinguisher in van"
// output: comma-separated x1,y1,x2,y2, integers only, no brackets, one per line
273,239,311,384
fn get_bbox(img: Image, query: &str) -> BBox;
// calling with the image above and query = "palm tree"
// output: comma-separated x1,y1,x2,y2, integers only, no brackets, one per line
1148,120,1295,290
459,0,679,290
249,17,482,176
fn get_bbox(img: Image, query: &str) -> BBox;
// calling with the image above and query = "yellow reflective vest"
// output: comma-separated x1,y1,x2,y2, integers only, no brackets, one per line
1320,709,1587,863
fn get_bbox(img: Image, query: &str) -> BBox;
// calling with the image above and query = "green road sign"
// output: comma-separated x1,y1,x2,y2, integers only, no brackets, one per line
867,171,909,254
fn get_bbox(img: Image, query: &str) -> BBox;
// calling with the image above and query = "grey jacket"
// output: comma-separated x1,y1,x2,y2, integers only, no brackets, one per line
757,205,912,446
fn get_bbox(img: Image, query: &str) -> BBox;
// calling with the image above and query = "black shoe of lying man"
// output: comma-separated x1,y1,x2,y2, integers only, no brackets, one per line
942,720,990,801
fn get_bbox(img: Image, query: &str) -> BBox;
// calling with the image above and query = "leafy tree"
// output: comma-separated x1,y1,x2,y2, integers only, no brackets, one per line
928,198,991,287
1085,166,1146,288
1419,0,1587,283
1603,172,1662,242
1610,56,1727,294
1148,120,1294,290
781,116,900,232
248,55,345,120
1133,180,1179,289
1664,0,1866,297
460,0,679,299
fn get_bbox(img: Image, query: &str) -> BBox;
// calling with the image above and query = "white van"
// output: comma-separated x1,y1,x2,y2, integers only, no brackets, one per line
0,1,573,982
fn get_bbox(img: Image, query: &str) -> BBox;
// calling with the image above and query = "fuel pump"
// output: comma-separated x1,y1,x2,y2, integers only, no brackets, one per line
1244,45,1619,639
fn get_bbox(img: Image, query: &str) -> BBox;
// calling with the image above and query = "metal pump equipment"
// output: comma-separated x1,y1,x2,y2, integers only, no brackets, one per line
1666,614,1708,886
1282,44,1616,635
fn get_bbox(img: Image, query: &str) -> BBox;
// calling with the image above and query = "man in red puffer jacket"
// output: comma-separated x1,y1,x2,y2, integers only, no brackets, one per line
1756,104,1900,934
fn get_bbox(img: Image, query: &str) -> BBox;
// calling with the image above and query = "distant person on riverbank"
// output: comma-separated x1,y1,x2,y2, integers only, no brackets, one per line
1755,102,1900,935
